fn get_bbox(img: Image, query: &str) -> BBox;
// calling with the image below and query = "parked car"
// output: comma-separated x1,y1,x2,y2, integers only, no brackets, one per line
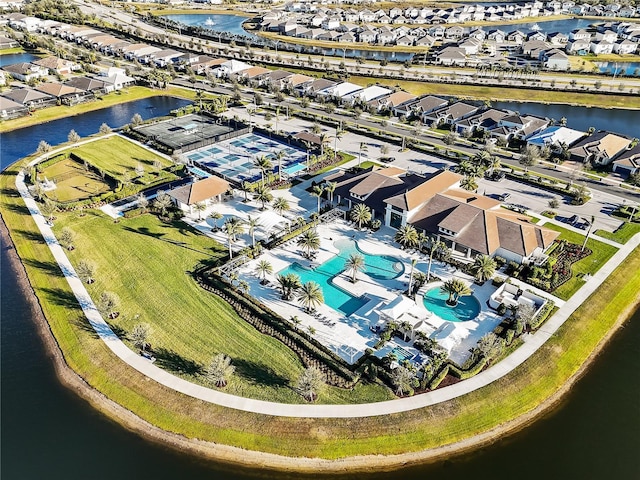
379,156,396,163
486,170,506,181
498,192,511,201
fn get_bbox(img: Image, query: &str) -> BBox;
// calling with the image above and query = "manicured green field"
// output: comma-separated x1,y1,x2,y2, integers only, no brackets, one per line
71,136,172,181
544,224,619,300
595,222,640,245
349,76,640,109
1,158,639,460
41,158,113,202
52,209,392,404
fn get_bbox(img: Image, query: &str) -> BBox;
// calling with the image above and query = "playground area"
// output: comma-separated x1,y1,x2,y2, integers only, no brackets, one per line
39,157,113,202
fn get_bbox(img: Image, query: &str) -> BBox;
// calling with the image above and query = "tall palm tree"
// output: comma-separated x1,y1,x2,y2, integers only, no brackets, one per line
407,258,418,296
275,150,287,181
311,184,324,214
277,273,302,300
253,184,273,210
205,353,235,387
394,224,419,249
297,229,321,258
345,253,365,283
254,155,273,186
296,366,324,402
255,259,273,284
296,281,324,313
153,192,172,216
239,181,253,202
193,201,207,220
399,320,413,342
358,141,368,167
424,235,446,280
319,132,329,157
208,211,222,231
237,280,250,294
441,278,472,306
246,215,261,248
323,181,337,207
471,254,497,282
223,217,244,258
350,203,372,230
272,197,290,216
487,155,501,176
333,128,345,159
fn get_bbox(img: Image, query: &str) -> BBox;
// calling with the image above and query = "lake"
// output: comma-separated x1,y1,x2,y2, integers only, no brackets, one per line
0,52,41,67
491,101,640,137
0,96,191,170
492,18,596,35
597,61,640,76
163,13,257,39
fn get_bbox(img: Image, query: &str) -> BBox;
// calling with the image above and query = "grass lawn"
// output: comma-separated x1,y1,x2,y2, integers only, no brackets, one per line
2,158,639,459
71,136,173,181
40,158,114,202
544,224,619,300
349,76,640,109
595,222,640,245
0,86,205,133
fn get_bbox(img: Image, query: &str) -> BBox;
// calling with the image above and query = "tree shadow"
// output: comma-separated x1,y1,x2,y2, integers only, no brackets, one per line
23,257,63,277
153,347,203,376
233,358,290,388
71,315,99,339
40,287,81,309
4,203,31,216
122,225,166,239
14,229,46,244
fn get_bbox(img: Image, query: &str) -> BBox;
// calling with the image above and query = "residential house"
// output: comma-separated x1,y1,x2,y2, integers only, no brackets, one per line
453,108,510,136
35,82,87,105
297,78,336,96
612,144,640,177
422,102,479,127
343,85,392,104
488,114,550,142
613,39,638,54
96,67,136,92
590,40,614,54
0,96,27,119
2,62,46,82
152,49,184,68
0,34,18,49
526,126,586,151
569,28,592,41
395,95,448,119
32,56,80,75
168,176,230,214
566,38,591,54
317,81,363,100
368,91,417,113
436,46,467,66
64,76,107,95
547,32,569,45
1,87,55,109
261,69,294,90
569,131,632,165
541,48,570,69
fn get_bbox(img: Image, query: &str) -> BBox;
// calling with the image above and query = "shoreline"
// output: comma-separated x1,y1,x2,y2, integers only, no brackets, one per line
2,213,638,473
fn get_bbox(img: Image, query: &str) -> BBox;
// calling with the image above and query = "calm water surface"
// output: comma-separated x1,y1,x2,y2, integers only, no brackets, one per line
0,52,41,66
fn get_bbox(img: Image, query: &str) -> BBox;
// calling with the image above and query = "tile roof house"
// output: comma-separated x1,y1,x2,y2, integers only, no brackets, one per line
422,102,480,126
526,126,586,151
367,91,417,113
64,76,107,94
1,87,55,108
2,62,46,82
168,176,231,213
35,82,87,105
0,96,27,119
612,144,640,177
568,131,633,165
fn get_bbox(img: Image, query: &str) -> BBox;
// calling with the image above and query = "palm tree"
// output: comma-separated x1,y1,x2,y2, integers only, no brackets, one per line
205,353,235,387
255,260,273,284
254,155,273,186
319,132,329,157
272,197,290,216
441,279,472,306
223,217,244,258
253,183,273,210
76,259,96,284
296,367,324,402
208,211,222,231
297,229,321,258
471,254,497,282
275,150,286,181
391,365,415,396
193,201,207,220
424,236,446,280
333,128,345,159
487,155,501,176
350,203,372,230
130,323,152,352
407,258,418,296
345,253,365,283
239,181,253,202
153,192,172,216
394,224,419,249
358,141,368,167
246,215,261,248
237,280,250,294
475,332,504,363
296,281,324,313
399,320,413,342
460,175,478,192
323,181,337,207
310,184,324,214
277,272,302,300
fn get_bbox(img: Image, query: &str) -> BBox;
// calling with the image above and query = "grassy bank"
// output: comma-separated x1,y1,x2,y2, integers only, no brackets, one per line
2,153,639,461
349,76,640,109
0,86,201,134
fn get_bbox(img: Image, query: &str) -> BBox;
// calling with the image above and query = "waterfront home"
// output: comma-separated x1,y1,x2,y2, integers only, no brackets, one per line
569,131,633,165
0,34,18,49
343,85,392,104
296,78,336,96
168,175,230,214
547,32,569,45
395,95,448,120
540,49,570,70
1,87,55,109
0,96,27,119
153,49,184,68
453,109,510,136
488,114,550,142
64,76,108,95
32,56,80,76
613,39,638,54
35,82,87,105
612,144,640,177
436,46,467,66
526,126,586,151
422,102,479,127
316,81,363,100
1,62,46,82
590,40,615,54
367,91,417,113
96,67,135,92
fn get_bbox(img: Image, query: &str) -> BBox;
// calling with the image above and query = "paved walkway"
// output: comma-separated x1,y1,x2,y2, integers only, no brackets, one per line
16,166,639,418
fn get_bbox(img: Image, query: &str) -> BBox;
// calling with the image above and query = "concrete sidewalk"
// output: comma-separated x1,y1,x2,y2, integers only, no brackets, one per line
16,168,639,418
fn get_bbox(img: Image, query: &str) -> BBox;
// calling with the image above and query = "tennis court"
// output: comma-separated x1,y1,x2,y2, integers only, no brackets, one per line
186,133,308,184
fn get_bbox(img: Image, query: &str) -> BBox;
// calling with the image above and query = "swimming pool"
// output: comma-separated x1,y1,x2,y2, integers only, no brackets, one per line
283,162,306,176
391,346,414,362
278,240,404,316
423,287,481,322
